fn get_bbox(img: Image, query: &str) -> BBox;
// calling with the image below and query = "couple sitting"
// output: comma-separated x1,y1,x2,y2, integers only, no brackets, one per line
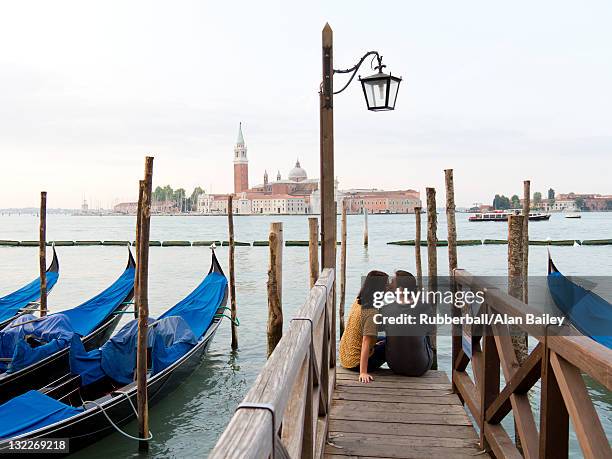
339,270,433,383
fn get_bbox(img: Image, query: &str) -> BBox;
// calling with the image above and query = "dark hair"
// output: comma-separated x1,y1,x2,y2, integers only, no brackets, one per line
390,270,417,292
357,270,389,308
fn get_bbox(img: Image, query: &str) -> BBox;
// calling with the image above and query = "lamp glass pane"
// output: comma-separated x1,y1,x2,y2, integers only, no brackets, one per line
387,78,400,109
363,77,388,109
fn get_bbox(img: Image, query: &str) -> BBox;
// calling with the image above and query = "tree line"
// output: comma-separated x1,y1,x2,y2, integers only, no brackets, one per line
152,185,204,212
492,191,543,210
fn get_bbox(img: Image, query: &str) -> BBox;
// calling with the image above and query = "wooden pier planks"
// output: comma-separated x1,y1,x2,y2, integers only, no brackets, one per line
325,367,488,459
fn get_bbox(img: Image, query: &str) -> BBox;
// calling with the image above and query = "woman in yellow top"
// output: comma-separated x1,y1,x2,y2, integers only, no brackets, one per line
339,270,388,383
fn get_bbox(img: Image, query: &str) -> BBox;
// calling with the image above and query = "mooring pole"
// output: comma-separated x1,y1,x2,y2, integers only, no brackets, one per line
508,213,527,451
426,187,438,370
134,182,144,319
522,180,530,303
339,200,347,336
39,191,47,317
228,195,238,350
444,169,460,380
267,222,283,357
320,23,336,273
308,217,319,288
136,156,153,452
414,206,423,289
363,208,369,246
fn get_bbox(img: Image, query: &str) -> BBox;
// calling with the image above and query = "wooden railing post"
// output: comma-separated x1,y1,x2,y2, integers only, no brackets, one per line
479,300,500,450
539,343,569,458
267,222,283,357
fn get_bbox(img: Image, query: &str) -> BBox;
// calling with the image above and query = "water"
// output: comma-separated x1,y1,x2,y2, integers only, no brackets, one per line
0,212,610,457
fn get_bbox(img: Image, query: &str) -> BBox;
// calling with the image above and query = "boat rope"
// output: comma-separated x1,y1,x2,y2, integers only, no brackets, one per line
82,397,153,442
111,310,136,315
213,313,239,326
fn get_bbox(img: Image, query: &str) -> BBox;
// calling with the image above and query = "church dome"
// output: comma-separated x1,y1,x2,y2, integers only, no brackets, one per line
288,159,307,182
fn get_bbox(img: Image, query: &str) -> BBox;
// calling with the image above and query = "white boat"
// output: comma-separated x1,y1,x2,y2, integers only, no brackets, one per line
565,211,582,219
469,210,551,222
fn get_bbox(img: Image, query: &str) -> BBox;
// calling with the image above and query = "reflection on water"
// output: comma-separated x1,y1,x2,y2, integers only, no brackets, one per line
0,213,610,457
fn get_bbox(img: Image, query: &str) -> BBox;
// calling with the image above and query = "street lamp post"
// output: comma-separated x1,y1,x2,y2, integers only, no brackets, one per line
319,23,402,271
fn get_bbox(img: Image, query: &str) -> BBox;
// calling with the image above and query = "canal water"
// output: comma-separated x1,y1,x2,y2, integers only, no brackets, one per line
0,212,610,457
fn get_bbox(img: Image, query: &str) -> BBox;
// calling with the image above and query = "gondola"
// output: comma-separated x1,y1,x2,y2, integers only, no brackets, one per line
548,254,612,349
0,249,228,456
0,249,136,404
0,246,60,328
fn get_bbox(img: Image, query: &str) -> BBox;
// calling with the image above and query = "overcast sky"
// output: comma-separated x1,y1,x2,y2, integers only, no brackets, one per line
1,0,611,208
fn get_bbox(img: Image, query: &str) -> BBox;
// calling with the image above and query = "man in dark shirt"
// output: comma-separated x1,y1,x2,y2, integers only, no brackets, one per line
383,271,433,376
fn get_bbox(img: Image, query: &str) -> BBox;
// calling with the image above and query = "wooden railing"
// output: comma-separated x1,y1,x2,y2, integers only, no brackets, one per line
210,268,336,459
452,269,612,459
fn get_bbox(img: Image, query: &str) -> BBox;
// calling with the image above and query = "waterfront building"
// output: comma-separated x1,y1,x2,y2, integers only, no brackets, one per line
195,123,421,215
342,189,421,214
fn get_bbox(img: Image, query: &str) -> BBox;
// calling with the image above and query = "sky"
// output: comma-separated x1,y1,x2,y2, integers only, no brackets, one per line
1,0,611,208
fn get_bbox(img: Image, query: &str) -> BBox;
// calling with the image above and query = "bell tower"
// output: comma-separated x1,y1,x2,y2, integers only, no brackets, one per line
233,122,249,194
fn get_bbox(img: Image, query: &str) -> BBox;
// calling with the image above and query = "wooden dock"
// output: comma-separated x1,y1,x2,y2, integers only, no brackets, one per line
325,367,485,459
210,265,612,458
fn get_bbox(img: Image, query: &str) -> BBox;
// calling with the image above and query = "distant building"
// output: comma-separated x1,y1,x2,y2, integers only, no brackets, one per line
548,188,555,200
196,123,420,215
342,189,421,214
113,200,178,215
233,123,249,194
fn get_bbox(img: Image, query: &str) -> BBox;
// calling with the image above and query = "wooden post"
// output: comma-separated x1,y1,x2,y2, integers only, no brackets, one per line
320,23,336,272
339,200,347,336
522,180,530,303
136,156,153,451
508,213,528,451
445,170,461,380
267,222,283,357
508,214,527,363
414,207,423,289
308,217,319,288
134,183,144,319
539,345,569,458
39,191,47,317
363,208,368,246
445,170,458,275
426,187,438,370
228,195,238,350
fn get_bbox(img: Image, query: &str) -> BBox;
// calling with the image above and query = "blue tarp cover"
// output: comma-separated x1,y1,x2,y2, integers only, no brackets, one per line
548,271,612,349
159,271,227,337
70,269,226,385
0,265,134,373
0,390,83,439
0,271,59,323
61,266,135,336
70,316,197,385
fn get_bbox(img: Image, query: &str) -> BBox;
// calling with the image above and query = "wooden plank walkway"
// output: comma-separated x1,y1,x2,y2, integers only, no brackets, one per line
324,367,488,459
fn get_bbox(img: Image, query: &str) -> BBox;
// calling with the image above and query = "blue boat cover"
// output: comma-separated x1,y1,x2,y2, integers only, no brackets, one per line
70,270,227,385
0,271,59,323
0,265,134,374
60,265,135,336
0,390,83,439
159,271,227,337
70,316,197,385
548,271,612,349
